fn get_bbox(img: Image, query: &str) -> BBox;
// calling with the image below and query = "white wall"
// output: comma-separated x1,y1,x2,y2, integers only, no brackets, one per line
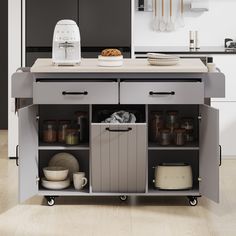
134,0,236,47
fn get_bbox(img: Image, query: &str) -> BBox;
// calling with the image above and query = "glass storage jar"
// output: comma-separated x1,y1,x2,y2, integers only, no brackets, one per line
149,111,164,142
166,111,179,134
75,111,89,143
43,120,57,143
160,129,171,146
58,120,71,143
181,118,194,142
174,128,186,146
65,123,79,145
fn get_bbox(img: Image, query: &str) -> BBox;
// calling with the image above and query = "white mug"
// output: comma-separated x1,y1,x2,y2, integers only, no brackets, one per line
73,172,88,190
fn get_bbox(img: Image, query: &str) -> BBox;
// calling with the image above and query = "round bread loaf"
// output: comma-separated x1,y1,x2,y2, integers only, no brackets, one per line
101,49,122,57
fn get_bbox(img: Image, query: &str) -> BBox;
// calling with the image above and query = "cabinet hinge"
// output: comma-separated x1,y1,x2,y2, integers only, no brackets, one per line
198,177,202,182
36,177,40,183
36,115,40,121
198,115,202,121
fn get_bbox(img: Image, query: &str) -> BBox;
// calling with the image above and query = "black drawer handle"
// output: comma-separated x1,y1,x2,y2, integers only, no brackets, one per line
149,91,175,96
219,145,222,167
62,91,88,95
105,127,132,132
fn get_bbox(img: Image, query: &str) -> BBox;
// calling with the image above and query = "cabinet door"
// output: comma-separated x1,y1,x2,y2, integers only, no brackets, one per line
26,0,78,47
91,124,147,193
199,105,219,203
18,105,38,202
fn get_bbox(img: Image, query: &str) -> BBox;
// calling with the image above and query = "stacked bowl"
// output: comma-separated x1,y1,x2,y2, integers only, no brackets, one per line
41,166,70,190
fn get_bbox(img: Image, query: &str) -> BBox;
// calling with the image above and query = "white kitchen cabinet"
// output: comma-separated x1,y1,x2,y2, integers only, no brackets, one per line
212,101,236,157
212,55,236,102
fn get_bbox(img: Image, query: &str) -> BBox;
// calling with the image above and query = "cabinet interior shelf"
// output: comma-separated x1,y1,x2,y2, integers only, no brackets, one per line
38,186,90,196
38,142,90,150
148,187,199,196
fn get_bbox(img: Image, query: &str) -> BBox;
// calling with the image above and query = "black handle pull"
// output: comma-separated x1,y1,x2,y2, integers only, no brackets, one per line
16,145,19,167
62,91,88,95
219,145,222,167
149,91,175,96
105,127,132,132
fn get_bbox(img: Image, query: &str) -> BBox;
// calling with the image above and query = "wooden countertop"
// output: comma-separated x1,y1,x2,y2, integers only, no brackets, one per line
30,58,208,73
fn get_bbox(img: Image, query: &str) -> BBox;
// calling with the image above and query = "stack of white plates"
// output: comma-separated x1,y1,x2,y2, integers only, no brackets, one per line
98,55,123,67
147,53,180,66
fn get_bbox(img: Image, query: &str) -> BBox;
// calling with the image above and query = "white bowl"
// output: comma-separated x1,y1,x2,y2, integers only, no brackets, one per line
41,178,70,190
43,166,69,181
98,55,123,67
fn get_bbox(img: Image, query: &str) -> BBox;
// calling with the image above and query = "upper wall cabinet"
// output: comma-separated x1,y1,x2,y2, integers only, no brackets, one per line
78,0,131,47
26,0,131,48
26,0,78,47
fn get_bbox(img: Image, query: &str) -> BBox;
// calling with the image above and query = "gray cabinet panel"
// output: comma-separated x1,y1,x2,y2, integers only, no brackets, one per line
91,124,147,193
91,125,101,192
136,125,147,192
199,105,219,203
26,0,78,47
120,82,204,104
18,105,38,202
78,0,131,47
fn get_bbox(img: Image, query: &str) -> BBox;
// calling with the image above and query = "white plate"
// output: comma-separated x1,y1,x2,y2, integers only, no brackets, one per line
148,59,179,66
41,178,70,190
48,153,79,181
147,53,179,60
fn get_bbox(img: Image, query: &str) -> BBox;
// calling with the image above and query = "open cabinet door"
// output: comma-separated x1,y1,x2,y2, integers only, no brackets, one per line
199,105,219,203
18,105,38,202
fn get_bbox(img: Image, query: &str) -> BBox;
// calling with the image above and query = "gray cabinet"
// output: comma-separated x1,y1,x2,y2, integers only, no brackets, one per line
12,71,223,206
91,124,147,193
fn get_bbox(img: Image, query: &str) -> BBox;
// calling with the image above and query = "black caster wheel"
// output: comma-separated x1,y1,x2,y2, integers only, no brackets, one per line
188,197,198,207
45,196,55,206
119,195,128,201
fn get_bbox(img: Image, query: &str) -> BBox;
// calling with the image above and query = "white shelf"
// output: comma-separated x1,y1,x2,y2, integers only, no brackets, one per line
38,143,90,151
38,187,90,196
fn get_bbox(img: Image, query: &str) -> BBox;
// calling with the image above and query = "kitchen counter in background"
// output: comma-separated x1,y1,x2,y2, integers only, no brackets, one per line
135,46,236,56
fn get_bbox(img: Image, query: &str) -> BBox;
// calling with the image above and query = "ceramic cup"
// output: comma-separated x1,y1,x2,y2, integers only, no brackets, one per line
73,172,88,190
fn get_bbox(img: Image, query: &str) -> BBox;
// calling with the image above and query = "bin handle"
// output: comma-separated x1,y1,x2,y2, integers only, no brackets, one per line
105,127,132,132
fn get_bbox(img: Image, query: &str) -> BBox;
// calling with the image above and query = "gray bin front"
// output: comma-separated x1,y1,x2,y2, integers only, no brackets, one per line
91,124,147,193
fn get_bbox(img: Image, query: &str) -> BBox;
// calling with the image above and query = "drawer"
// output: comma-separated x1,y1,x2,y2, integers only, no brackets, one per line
33,82,118,104
120,82,204,104
91,123,147,193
